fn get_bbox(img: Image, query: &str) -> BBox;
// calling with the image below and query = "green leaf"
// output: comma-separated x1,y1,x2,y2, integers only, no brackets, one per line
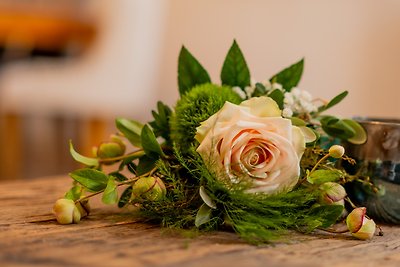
118,186,133,208
252,82,267,97
342,119,367,145
220,40,251,89
69,141,99,167
290,117,307,126
307,169,343,185
149,101,172,142
318,91,348,113
141,125,164,158
268,89,284,109
115,118,144,147
69,168,109,192
108,171,128,182
199,186,216,209
309,205,344,228
102,177,118,205
136,155,156,175
178,46,211,96
195,203,212,227
270,58,304,91
320,116,355,140
118,151,145,171
64,184,82,201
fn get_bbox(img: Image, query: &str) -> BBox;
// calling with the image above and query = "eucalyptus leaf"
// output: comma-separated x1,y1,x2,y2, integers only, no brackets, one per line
320,116,355,140
307,169,343,185
199,186,217,209
118,186,133,208
318,91,348,113
299,126,317,144
69,141,99,167
102,177,118,205
69,168,108,192
141,125,164,158
115,118,143,147
342,119,367,144
270,58,304,91
220,40,251,89
178,46,211,96
195,203,212,227
290,117,307,126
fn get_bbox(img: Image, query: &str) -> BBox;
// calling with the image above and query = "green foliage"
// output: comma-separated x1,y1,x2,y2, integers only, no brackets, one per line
320,116,356,140
118,186,133,208
149,101,173,143
195,204,212,227
220,40,251,89
102,177,118,204
115,118,143,147
268,89,285,109
178,46,211,96
270,58,304,91
69,141,99,167
69,168,109,192
307,169,344,185
170,83,242,151
141,125,164,158
317,91,348,114
64,183,83,201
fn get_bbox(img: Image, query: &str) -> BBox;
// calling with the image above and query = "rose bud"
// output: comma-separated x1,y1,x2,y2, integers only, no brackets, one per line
328,145,345,159
346,207,376,240
96,135,126,159
132,177,166,202
53,199,81,224
319,182,347,206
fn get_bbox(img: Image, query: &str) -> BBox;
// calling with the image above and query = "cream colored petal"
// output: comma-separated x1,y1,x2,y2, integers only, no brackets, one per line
240,96,281,117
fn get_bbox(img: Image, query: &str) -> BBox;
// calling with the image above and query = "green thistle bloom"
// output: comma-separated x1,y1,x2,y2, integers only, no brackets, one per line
170,83,242,151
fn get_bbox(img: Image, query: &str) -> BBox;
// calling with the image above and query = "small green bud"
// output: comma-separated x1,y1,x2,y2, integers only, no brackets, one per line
346,207,376,240
319,182,347,205
132,176,166,202
328,145,345,158
97,141,125,159
53,199,81,224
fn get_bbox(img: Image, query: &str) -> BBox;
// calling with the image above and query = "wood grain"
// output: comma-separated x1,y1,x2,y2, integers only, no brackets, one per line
1,176,400,267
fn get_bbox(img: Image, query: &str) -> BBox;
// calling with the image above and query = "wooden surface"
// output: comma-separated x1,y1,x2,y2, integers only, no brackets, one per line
1,177,400,267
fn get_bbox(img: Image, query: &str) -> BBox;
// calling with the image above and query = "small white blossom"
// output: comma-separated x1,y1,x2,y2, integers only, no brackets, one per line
232,86,246,99
282,107,293,118
272,83,283,90
283,88,317,115
244,86,255,98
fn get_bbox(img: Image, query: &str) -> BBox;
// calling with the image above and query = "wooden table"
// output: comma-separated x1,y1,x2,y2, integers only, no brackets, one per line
1,176,400,267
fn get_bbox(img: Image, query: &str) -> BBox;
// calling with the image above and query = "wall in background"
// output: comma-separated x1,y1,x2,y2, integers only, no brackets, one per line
157,0,400,119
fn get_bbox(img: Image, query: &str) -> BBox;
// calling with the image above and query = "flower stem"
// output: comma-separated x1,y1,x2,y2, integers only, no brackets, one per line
74,167,157,204
98,149,145,163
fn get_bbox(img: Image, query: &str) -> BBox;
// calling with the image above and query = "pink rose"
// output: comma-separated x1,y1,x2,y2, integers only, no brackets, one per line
195,97,305,194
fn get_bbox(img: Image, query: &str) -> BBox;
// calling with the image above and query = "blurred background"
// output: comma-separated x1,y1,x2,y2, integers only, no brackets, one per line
0,0,399,180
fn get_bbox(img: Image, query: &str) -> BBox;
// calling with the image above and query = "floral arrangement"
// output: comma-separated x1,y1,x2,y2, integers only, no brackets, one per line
53,40,380,243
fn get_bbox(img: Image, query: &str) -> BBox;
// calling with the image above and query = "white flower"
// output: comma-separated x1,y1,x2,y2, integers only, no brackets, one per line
244,86,255,98
282,107,293,118
196,96,305,194
231,86,246,99
283,88,317,115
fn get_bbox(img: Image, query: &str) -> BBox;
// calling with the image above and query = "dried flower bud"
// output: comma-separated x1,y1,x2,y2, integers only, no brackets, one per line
53,199,81,224
346,207,376,240
132,176,166,202
328,145,345,158
319,182,347,205
97,140,126,159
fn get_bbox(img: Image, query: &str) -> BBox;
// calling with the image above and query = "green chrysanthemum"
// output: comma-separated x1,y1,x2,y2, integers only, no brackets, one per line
170,83,242,151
